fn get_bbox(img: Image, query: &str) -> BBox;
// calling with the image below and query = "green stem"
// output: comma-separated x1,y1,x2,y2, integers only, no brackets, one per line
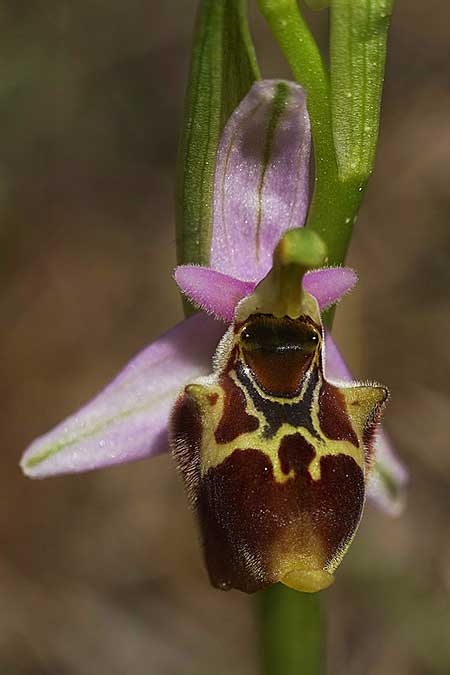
307,175,365,266
260,585,325,675
257,0,366,265
256,0,335,201
256,4,369,673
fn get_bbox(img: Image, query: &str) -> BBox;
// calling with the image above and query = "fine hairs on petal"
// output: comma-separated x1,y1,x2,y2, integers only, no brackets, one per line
175,265,358,323
303,266,358,310
174,265,255,322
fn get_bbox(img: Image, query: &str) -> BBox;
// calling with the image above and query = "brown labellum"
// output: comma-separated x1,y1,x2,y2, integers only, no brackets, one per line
170,307,388,594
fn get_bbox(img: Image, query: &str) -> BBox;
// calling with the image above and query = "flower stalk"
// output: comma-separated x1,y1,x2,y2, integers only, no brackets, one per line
260,585,325,675
256,0,357,264
20,2,401,674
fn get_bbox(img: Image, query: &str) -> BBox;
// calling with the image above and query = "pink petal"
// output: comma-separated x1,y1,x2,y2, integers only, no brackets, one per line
174,266,255,322
175,265,357,322
366,428,408,516
323,331,354,383
303,267,357,310
210,80,311,282
21,314,224,478
324,331,408,514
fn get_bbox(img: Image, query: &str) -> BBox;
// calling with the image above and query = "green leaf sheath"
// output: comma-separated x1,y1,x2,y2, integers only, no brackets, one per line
257,0,394,267
305,1,330,10
256,0,331,174
176,0,259,267
256,0,336,220
330,0,395,181
256,0,355,265
260,585,325,675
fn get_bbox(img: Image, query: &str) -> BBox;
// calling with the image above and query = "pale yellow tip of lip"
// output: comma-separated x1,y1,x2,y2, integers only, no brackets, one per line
281,568,334,593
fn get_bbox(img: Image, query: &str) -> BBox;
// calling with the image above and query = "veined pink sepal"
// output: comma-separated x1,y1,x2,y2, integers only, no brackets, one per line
21,314,224,478
210,80,311,282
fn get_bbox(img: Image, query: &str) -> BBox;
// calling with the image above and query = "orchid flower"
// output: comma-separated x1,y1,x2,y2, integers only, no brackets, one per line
21,80,406,593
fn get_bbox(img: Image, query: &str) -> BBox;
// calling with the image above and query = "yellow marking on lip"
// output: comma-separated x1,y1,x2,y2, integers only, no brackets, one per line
230,366,365,477
191,387,364,486
187,340,367,487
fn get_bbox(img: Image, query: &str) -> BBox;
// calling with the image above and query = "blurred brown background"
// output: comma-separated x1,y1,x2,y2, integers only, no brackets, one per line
1,2,449,674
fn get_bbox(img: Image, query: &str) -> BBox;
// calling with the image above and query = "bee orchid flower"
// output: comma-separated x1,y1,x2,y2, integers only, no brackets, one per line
21,80,406,592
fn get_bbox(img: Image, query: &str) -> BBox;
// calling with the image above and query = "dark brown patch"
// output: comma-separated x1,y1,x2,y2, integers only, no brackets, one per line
279,434,364,559
196,433,364,593
214,375,259,444
207,393,219,406
170,391,203,503
318,382,359,446
236,362,320,440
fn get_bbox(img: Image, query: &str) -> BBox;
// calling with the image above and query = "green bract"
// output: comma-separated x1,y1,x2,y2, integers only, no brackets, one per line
330,0,395,181
176,0,259,267
257,0,396,266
